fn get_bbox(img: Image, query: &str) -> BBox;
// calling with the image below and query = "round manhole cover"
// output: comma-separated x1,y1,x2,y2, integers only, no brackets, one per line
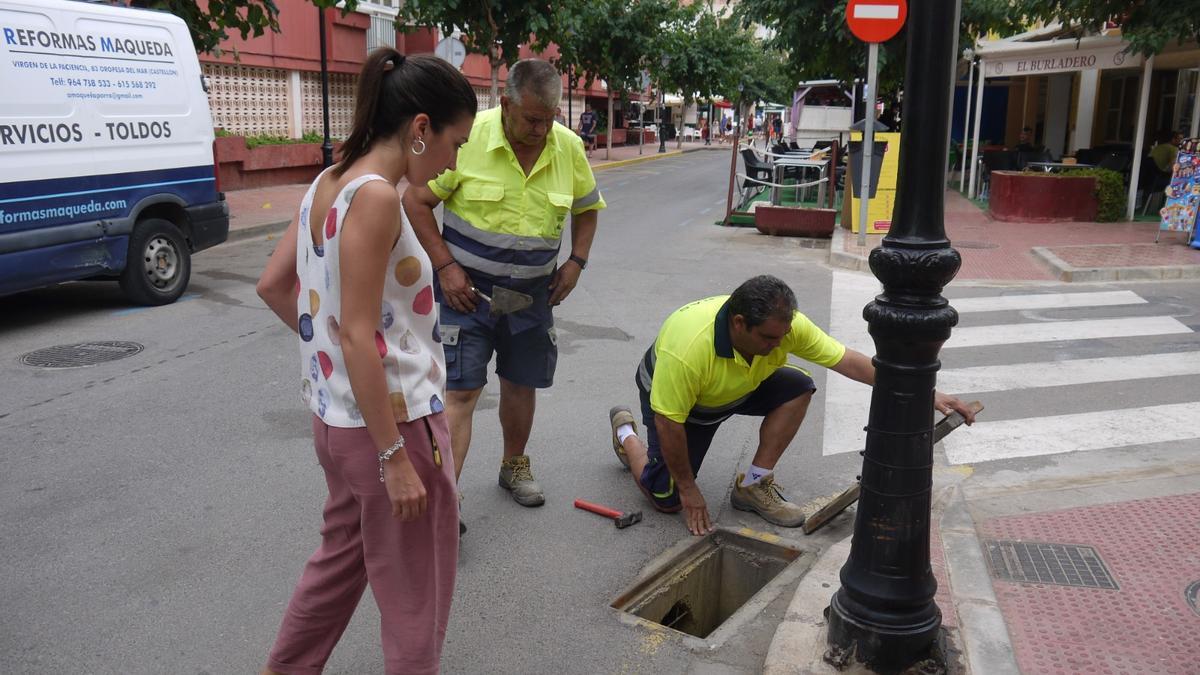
20,341,144,369
953,240,1000,249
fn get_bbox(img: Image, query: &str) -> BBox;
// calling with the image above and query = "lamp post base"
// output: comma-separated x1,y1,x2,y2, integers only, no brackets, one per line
825,590,944,673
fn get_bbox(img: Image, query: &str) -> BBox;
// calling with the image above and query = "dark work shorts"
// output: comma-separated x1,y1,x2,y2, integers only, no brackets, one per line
438,310,557,391
635,365,816,512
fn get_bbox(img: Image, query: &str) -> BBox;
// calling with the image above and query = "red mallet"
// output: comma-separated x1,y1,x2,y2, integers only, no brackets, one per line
574,499,643,529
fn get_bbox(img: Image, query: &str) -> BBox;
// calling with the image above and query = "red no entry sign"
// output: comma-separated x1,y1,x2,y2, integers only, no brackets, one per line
846,0,908,43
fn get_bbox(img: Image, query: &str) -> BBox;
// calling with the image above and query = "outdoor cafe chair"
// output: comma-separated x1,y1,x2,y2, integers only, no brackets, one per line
1097,152,1132,174
740,148,773,202
979,150,1016,196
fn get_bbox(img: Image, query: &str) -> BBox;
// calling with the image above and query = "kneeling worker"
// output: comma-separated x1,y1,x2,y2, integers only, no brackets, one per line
608,275,976,536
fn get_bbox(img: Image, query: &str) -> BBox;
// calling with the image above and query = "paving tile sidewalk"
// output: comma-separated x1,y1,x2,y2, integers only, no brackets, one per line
975,493,1200,674
765,471,1200,675
220,140,722,241
831,190,1200,282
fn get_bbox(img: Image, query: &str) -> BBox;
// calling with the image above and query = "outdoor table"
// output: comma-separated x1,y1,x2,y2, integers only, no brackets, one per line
1026,161,1095,173
771,157,828,207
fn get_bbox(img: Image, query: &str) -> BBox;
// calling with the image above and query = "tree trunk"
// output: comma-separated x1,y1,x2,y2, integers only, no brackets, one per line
677,96,690,150
606,88,614,160
490,59,501,108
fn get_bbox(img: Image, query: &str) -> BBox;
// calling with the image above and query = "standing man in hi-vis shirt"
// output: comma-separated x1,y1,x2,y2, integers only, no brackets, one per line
403,59,605,526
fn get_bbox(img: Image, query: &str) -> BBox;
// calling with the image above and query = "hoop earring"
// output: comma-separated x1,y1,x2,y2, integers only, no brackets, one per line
411,138,426,156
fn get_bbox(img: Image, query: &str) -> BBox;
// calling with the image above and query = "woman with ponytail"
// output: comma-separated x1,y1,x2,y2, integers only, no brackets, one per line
255,48,476,675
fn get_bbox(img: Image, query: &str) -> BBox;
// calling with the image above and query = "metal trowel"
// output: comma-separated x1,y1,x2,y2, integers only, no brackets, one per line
472,286,534,317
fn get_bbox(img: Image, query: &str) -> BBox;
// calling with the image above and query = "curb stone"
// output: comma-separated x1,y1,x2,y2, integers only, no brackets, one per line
1032,245,1200,282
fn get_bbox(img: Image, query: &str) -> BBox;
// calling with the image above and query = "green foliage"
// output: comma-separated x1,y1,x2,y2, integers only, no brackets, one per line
732,46,793,109
737,0,1200,99
1062,167,1126,222
130,1,358,55
656,7,771,110
726,0,1014,97
1013,0,1200,56
241,132,328,149
554,0,683,95
397,0,558,69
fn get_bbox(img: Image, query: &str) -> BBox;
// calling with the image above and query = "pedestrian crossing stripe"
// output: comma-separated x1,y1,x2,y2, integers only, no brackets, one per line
937,351,1200,395
945,316,1191,349
951,290,1145,313
942,403,1198,465
823,271,1198,460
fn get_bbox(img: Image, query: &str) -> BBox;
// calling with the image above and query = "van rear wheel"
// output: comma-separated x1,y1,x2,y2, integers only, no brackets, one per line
119,218,191,305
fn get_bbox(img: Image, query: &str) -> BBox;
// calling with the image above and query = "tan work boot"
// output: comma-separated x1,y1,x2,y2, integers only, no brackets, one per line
498,455,545,507
730,473,806,527
608,405,637,469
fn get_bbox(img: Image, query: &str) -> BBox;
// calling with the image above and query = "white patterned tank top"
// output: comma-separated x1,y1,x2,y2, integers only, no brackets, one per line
296,171,446,427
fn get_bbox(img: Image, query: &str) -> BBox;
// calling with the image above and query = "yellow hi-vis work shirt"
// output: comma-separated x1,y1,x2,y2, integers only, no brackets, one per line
427,107,605,241
641,296,847,424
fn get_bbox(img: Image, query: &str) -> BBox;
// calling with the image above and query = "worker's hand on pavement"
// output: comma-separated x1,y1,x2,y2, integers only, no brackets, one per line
438,263,477,314
934,391,976,425
548,260,582,306
679,484,715,536
383,455,427,521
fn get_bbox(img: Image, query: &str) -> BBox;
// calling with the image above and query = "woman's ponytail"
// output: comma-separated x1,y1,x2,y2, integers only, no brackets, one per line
333,49,476,177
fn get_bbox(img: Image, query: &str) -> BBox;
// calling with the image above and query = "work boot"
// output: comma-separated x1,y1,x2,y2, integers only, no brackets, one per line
730,473,806,527
498,455,545,507
608,405,637,469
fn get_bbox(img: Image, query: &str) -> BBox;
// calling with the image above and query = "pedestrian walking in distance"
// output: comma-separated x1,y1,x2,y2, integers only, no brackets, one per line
255,49,477,675
403,59,606,525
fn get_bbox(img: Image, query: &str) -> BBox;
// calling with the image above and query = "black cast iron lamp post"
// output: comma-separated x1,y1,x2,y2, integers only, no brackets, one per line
825,1,962,671
658,54,670,153
318,5,333,168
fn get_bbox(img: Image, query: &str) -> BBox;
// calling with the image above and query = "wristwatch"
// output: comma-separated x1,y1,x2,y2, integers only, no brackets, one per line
378,436,405,482
568,254,588,270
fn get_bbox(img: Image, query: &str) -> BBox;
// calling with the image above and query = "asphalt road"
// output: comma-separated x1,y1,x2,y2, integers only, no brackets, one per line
4,150,1197,674
0,151,858,674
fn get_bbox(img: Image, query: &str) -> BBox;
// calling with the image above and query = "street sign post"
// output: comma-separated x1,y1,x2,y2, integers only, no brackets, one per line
846,0,906,248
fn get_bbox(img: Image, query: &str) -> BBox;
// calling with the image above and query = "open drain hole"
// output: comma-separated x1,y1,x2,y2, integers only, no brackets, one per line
612,530,802,639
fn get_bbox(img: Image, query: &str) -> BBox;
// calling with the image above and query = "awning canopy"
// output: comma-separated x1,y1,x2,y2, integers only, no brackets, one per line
973,35,1143,77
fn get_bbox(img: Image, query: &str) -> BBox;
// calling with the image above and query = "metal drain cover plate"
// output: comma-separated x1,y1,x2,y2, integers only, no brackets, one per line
983,540,1118,590
21,341,144,369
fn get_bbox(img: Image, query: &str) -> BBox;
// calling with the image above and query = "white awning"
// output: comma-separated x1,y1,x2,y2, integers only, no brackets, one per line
974,35,1143,77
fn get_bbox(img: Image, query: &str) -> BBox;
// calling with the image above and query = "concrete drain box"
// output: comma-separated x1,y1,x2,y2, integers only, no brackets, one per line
611,529,806,641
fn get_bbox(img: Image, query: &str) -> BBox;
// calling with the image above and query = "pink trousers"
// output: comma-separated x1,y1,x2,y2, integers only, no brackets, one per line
267,413,458,675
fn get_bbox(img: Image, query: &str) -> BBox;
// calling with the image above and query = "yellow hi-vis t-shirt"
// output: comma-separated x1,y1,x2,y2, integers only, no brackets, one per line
648,296,846,423
427,107,605,239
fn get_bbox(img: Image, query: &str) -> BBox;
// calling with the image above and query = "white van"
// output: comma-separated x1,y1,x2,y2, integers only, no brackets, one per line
0,0,228,305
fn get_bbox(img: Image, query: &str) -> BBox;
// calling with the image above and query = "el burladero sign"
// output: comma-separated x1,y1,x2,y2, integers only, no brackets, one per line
986,43,1143,78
